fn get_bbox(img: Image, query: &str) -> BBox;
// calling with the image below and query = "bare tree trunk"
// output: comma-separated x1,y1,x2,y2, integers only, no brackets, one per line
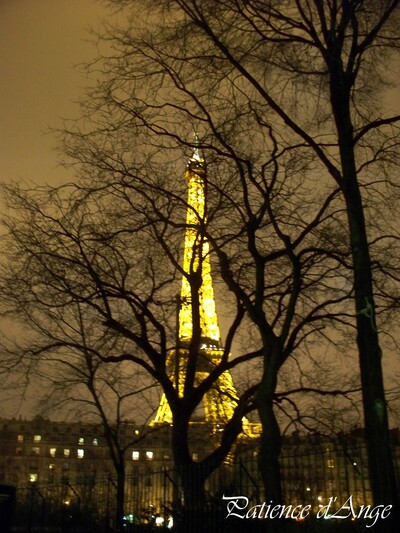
331,70,399,526
115,467,125,533
255,344,287,532
171,417,207,531
175,464,207,533
170,413,240,532
343,169,398,527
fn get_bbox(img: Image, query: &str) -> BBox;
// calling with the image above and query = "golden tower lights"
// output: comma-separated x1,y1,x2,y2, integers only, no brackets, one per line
153,141,240,426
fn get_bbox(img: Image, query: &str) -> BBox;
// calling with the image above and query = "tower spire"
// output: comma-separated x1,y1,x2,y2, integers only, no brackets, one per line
192,131,201,161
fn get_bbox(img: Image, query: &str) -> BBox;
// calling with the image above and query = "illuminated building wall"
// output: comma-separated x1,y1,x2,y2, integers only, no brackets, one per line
1,417,394,516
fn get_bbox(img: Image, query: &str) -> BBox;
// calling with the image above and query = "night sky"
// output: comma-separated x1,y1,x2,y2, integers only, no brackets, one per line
0,0,112,417
0,0,109,186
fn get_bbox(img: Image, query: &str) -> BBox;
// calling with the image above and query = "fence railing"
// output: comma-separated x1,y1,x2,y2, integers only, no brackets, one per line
9,439,400,532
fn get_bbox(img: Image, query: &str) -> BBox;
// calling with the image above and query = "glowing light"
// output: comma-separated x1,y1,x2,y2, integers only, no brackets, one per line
179,152,220,343
152,147,255,431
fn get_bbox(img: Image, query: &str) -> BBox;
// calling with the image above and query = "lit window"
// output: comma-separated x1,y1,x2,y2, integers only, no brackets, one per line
78,437,84,445
33,435,41,443
17,434,24,443
134,429,140,435
132,451,140,461
32,447,40,455
192,453,198,461
49,448,56,457
77,448,84,459
49,464,55,470
29,472,38,483
146,451,154,461
327,459,335,469
64,449,70,458
93,438,98,446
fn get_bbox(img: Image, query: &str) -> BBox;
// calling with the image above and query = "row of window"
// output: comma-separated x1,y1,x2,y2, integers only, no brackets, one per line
15,446,86,459
16,435,99,446
14,447,157,461
28,471,155,486
132,451,154,461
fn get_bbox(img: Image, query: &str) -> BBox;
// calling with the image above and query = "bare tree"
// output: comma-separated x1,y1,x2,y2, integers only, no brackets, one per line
0,180,261,530
36,315,157,533
0,229,158,532
93,0,400,524
0,134,355,533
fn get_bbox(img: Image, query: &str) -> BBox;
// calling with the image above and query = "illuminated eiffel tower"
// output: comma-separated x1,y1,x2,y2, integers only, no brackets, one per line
153,139,240,426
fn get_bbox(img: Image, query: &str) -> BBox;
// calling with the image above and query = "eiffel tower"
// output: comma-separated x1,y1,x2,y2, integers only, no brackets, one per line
153,139,240,426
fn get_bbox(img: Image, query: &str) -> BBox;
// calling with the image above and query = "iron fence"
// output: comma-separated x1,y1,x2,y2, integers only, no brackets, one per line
9,439,400,532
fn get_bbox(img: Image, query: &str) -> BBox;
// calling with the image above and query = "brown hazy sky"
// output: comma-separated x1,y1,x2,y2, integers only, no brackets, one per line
0,0,109,186
0,0,112,418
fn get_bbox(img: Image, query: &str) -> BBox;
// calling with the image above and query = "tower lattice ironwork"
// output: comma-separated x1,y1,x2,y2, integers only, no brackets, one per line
153,141,240,426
